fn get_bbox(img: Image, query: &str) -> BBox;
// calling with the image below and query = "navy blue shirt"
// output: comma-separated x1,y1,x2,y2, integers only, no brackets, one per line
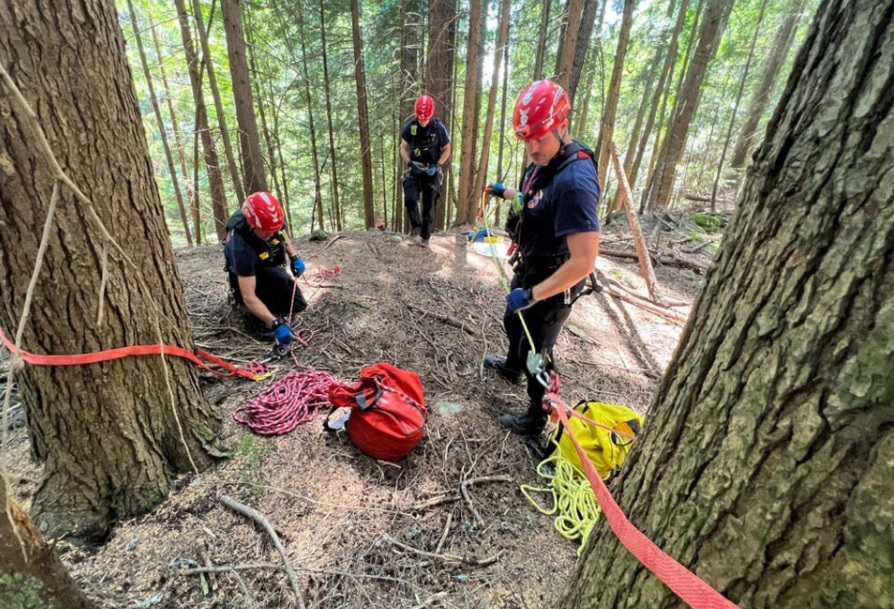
224,227,287,277
517,149,600,261
401,118,450,166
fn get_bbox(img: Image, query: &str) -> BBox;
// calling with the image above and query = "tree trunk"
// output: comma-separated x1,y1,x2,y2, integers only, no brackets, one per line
221,0,267,195
730,0,808,169
0,0,222,539
647,0,732,210
709,0,769,210
554,0,585,92
319,0,343,231
534,0,553,81
399,0,421,230
1,472,94,609
294,3,325,233
426,0,456,230
457,0,484,224
174,0,229,242
595,0,636,188
559,2,894,607
568,0,600,105
245,22,282,219
147,12,196,246
350,0,376,228
125,0,193,247
192,0,246,205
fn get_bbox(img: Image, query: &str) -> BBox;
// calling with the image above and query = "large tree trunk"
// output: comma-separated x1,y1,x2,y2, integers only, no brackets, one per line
350,0,376,228
646,0,732,210
174,0,229,243
192,0,246,205
568,0,600,105
456,0,484,225
533,0,553,81
730,0,808,169
320,0,342,231
1,473,94,609
426,0,456,231
399,0,421,232
559,1,894,607
221,0,268,195
0,0,222,539
554,0,585,92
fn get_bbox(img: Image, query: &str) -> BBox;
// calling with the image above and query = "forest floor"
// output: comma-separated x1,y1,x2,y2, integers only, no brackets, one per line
3,208,724,609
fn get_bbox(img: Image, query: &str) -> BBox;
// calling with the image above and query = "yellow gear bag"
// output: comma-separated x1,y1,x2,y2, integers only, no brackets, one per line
549,401,644,480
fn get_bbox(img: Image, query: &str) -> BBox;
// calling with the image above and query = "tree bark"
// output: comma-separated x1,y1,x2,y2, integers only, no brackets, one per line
221,0,268,195
0,0,222,539
426,0,456,230
647,0,732,210
568,0,600,105
1,473,94,609
595,0,636,188
125,0,193,246
350,0,376,228
319,0,342,231
554,0,585,92
457,0,484,224
534,0,552,81
192,0,246,205
174,0,229,242
730,0,808,169
559,2,894,607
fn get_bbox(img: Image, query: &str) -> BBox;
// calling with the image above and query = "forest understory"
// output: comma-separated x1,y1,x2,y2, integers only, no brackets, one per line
2,210,721,609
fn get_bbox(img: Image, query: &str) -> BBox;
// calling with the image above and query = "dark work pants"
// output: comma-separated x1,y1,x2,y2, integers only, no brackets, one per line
403,174,441,240
503,273,580,424
231,266,307,322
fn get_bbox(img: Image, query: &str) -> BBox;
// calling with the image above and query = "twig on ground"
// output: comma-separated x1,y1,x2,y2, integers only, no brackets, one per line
382,533,501,567
410,592,449,609
435,513,452,554
412,495,459,511
460,475,513,527
407,304,476,335
184,563,283,574
220,495,306,609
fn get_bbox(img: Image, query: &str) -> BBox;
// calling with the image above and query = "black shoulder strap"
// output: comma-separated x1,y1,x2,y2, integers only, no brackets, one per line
225,210,247,233
525,140,595,198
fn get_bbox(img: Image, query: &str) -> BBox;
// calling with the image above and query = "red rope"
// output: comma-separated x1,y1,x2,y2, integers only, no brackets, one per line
232,367,340,435
546,392,740,609
302,265,342,288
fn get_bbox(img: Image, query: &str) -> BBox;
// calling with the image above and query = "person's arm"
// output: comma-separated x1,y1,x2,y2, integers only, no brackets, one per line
437,143,451,167
530,231,600,302
400,139,411,165
237,275,279,327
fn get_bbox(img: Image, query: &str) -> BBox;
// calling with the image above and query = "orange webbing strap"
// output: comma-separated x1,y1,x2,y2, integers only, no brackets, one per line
547,392,741,609
0,326,264,381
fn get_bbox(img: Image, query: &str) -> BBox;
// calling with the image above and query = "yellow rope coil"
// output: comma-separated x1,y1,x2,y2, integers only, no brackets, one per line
520,451,602,555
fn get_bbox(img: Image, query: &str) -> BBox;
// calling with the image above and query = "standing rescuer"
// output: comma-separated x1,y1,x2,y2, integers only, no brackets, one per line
224,191,307,345
484,80,601,436
400,94,451,247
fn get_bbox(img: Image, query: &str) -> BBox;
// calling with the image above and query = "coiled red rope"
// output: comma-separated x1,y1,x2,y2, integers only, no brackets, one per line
231,367,340,435
303,265,342,288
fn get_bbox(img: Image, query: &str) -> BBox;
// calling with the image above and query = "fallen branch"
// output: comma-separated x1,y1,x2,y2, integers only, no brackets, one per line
382,533,502,567
412,495,460,511
220,495,306,609
602,288,688,326
184,563,283,574
600,248,709,274
460,475,513,527
407,304,476,335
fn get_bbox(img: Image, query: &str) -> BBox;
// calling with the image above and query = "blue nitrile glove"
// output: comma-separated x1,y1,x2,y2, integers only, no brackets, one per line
506,287,536,314
426,165,438,176
486,182,506,198
290,255,305,278
272,317,294,344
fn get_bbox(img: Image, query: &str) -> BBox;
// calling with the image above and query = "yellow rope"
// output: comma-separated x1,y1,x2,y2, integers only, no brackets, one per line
520,451,602,555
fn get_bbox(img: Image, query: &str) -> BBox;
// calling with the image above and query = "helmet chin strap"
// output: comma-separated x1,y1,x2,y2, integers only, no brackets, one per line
552,127,570,153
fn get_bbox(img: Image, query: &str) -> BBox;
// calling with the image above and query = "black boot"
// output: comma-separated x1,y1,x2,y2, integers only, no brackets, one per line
499,412,546,436
484,354,523,385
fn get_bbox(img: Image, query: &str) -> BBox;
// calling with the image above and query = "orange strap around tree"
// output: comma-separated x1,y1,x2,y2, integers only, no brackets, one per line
547,391,740,609
0,326,265,381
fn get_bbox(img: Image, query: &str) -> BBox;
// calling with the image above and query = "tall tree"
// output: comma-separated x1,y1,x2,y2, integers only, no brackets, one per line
426,0,457,230
730,0,809,168
222,0,268,195
0,0,222,538
456,0,485,224
319,0,343,231
646,0,733,210
125,0,193,246
568,0,601,105
350,0,376,228
533,0,553,81
1,473,94,609
174,0,229,242
192,0,246,204
595,0,636,188
554,0,586,91
399,0,421,231
559,1,894,606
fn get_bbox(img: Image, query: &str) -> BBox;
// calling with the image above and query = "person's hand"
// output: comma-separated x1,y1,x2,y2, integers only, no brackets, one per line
426,165,438,176
486,182,506,198
506,287,536,314
290,255,305,278
409,162,425,176
272,317,294,344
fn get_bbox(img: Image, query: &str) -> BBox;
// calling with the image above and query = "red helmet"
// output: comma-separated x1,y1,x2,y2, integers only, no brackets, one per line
415,95,435,121
512,80,570,140
242,191,284,232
